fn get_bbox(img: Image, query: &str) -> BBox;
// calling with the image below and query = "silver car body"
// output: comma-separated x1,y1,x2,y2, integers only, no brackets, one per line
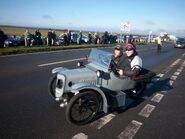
52,48,136,113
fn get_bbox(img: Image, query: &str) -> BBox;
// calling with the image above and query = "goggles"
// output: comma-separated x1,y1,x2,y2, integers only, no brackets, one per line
125,48,134,51
115,46,122,51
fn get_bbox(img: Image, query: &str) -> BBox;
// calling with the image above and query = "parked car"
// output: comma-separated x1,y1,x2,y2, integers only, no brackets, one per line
81,35,88,43
48,48,155,125
55,37,64,46
116,37,124,43
70,32,78,44
29,35,46,46
174,38,185,48
4,36,23,47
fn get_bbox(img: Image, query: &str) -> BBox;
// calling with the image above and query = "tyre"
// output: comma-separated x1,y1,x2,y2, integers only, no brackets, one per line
66,91,100,125
48,75,57,99
126,82,146,99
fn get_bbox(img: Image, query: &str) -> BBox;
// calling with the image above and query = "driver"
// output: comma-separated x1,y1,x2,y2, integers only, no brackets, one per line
119,43,142,77
110,45,125,75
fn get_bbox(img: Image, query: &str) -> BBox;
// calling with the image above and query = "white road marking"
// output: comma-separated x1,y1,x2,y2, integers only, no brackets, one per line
174,59,181,65
171,61,185,82
139,104,155,118
117,120,142,139
90,113,115,130
173,72,180,76
164,59,181,73
170,75,178,81
38,57,86,67
71,133,88,139
158,73,164,78
151,93,164,103
177,69,183,73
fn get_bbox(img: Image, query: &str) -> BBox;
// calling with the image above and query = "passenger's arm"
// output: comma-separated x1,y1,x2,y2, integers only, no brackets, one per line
124,65,142,77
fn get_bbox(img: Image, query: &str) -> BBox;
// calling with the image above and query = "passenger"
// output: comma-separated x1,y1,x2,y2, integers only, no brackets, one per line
119,43,142,77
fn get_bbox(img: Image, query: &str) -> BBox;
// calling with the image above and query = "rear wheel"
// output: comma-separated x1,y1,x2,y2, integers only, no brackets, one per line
48,75,57,99
126,82,146,99
66,91,100,125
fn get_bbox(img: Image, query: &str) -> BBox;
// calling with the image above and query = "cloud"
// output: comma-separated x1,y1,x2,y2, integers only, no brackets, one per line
145,20,156,26
153,28,185,37
67,22,73,25
157,28,167,32
172,29,185,37
42,15,53,20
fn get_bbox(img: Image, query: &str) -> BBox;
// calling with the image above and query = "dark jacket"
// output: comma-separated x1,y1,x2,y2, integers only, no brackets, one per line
35,31,41,39
47,31,52,39
0,30,6,46
110,54,125,74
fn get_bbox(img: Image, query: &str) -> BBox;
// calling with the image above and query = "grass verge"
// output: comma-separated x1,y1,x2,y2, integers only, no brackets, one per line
0,42,152,56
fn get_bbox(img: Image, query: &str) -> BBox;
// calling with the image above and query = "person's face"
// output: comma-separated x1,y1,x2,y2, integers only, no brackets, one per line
114,49,122,57
126,49,134,57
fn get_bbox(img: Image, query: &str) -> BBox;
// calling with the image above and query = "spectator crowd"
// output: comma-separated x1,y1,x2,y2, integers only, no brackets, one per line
0,27,148,48
0,28,119,48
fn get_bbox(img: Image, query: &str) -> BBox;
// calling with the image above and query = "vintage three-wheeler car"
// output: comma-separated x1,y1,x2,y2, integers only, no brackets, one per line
48,48,155,125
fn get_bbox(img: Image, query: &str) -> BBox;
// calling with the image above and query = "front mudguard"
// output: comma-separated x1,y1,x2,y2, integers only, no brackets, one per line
51,67,68,74
71,83,108,113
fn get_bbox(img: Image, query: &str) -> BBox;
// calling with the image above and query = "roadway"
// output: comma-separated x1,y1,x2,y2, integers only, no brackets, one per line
0,43,185,139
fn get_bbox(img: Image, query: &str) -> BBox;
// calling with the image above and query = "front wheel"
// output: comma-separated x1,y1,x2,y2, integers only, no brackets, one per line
48,74,57,99
66,91,100,125
126,82,146,99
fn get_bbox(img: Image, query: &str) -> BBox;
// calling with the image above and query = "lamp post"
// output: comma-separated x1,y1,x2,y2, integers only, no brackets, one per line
148,30,152,43
120,21,131,43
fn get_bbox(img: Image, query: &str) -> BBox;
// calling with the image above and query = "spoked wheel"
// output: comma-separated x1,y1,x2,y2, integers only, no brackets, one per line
66,91,100,125
126,82,146,99
48,75,57,99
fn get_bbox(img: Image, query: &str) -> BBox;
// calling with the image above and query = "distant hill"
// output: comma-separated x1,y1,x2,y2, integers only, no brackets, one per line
0,25,98,36
0,25,148,37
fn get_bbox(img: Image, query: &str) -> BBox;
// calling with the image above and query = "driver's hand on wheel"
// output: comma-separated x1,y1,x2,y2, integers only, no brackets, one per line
117,69,124,76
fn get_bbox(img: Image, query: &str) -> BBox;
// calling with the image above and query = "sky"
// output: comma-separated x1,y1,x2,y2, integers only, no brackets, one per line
0,0,185,36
